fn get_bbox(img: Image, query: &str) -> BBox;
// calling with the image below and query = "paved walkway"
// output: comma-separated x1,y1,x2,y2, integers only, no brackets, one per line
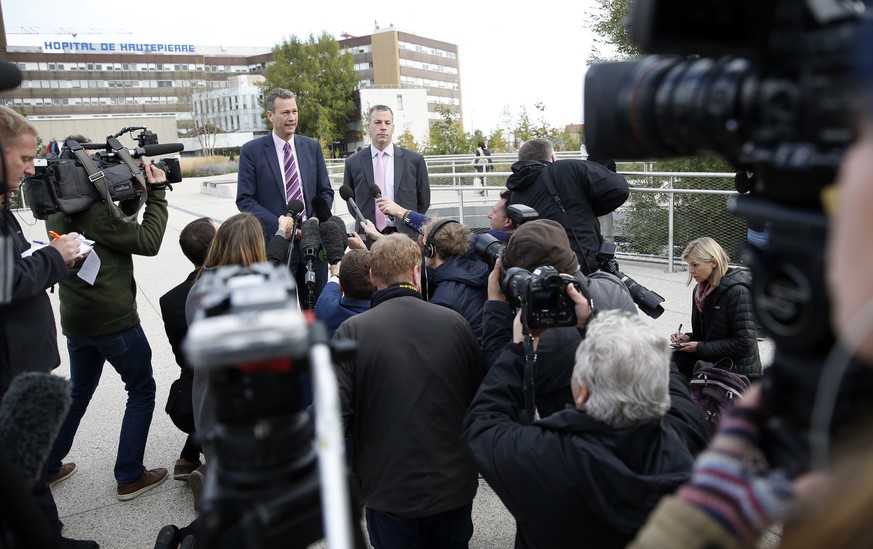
13,176,774,548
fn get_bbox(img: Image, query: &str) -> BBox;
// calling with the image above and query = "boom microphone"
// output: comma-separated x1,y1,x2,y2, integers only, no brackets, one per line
139,143,186,157
311,195,333,224
319,217,348,265
0,372,71,487
339,186,366,226
368,184,395,221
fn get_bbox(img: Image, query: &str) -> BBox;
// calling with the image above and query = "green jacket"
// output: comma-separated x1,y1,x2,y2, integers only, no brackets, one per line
47,190,168,337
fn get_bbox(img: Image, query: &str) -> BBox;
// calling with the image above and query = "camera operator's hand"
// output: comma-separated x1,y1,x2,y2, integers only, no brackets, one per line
329,261,341,278
377,197,406,219
50,232,83,267
277,215,295,240
141,157,167,187
361,219,382,241
567,283,593,333
488,258,506,302
348,232,367,250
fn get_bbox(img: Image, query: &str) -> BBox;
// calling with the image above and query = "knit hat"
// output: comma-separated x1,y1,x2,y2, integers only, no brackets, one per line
502,219,579,274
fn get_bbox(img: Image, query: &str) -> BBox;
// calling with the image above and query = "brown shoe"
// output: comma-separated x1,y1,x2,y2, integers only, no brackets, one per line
187,464,207,512
49,462,77,488
116,467,168,501
173,458,201,481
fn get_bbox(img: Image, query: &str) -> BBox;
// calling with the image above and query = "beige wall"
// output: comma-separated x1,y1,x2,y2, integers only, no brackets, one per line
29,115,179,152
371,31,400,86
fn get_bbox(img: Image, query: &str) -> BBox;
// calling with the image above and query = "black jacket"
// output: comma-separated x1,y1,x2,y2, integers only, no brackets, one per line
463,343,705,549
506,160,629,273
429,252,489,340
334,286,484,518
0,211,67,394
691,267,762,377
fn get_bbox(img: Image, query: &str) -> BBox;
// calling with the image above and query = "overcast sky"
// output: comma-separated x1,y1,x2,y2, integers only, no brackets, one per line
3,0,602,134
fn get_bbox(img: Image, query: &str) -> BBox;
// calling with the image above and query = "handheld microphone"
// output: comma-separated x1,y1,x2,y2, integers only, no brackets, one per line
0,372,71,488
300,218,322,289
339,186,367,226
368,183,395,221
311,195,333,224
319,216,348,265
285,199,305,270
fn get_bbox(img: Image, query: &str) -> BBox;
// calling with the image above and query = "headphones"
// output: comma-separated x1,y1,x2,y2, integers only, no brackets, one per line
423,218,459,259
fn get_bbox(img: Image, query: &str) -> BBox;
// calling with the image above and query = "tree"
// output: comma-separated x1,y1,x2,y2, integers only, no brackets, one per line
422,106,469,155
396,128,419,151
586,0,640,64
262,32,358,148
513,107,534,145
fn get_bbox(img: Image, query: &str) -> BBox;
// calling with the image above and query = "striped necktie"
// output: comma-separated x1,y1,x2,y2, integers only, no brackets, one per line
284,142,302,204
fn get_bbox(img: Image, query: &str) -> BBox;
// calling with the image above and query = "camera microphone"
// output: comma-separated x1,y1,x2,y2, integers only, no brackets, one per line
368,183,395,221
319,216,348,265
339,185,367,226
138,143,185,157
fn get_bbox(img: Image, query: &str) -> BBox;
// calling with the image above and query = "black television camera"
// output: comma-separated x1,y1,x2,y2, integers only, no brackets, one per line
474,203,539,266
184,263,363,548
596,241,665,319
23,127,183,221
501,266,584,329
585,0,873,476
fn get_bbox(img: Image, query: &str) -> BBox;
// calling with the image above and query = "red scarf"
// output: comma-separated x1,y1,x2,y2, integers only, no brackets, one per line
695,281,715,312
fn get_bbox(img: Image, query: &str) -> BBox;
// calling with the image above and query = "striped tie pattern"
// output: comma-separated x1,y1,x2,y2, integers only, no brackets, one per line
374,150,387,230
284,142,302,204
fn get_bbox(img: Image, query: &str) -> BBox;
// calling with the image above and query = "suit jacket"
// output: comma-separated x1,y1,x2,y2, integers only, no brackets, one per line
342,144,430,239
236,132,334,242
159,270,197,370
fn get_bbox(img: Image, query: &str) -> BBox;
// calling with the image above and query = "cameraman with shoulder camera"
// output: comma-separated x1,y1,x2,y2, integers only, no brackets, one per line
506,138,629,274
44,139,171,502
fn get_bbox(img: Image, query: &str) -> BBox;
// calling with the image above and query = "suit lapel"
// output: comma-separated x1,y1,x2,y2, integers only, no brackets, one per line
392,145,404,194
264,135,284,197
362,145,375,187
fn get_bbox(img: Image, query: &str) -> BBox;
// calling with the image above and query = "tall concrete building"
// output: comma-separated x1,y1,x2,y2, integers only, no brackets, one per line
339,25,463,125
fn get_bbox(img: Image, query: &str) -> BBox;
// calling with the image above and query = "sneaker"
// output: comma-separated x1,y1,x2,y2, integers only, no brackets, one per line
117,468,169,501
173,458,201,481
187,464,206,512
49,462,77,488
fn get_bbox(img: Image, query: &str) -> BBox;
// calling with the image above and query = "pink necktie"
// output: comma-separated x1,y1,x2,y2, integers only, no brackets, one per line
374,150,387,231
284,142,302,205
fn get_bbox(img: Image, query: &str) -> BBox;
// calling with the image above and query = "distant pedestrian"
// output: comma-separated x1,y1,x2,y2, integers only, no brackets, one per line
474,140,493,194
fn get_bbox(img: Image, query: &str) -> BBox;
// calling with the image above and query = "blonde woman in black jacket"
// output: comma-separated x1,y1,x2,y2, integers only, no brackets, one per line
670,237,763,379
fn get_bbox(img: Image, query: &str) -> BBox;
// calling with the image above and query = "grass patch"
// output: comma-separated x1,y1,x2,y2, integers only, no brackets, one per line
181,156,238,178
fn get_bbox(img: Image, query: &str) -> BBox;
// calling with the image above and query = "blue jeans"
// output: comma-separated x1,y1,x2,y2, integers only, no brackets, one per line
366,502,473,549
47,324,156,484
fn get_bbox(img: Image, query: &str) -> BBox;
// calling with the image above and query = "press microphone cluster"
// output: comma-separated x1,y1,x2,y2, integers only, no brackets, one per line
300,218,321,289
312,196,348,265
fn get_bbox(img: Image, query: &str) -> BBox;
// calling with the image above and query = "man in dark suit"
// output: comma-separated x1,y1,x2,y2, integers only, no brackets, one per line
236,88,334,308
342,105,430,244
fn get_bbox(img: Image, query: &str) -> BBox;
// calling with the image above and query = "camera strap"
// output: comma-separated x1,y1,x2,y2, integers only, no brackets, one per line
538,165,596,275
66,139,146,223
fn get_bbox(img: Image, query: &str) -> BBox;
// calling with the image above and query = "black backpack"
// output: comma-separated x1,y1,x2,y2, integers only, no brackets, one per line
689,358,751,437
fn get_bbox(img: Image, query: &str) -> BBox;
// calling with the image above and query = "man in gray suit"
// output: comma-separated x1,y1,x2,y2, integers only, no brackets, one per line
343,105,430,243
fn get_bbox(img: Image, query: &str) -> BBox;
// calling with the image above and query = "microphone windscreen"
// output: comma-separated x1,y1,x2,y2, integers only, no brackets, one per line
320,217,348,264
0,373,71,487
312,195,333,223
141,143,185,156
368,183,382,198
287,199,305,217
339,185,356,201
0,60,22,91
300,218,322,259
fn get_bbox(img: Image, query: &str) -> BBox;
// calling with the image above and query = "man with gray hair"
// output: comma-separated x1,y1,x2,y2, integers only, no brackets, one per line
236,87,334,309
463,304,707,548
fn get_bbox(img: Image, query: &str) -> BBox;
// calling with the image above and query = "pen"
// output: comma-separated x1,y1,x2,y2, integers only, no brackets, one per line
33,240,47,245
49,231,62,240
677,323,683,334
